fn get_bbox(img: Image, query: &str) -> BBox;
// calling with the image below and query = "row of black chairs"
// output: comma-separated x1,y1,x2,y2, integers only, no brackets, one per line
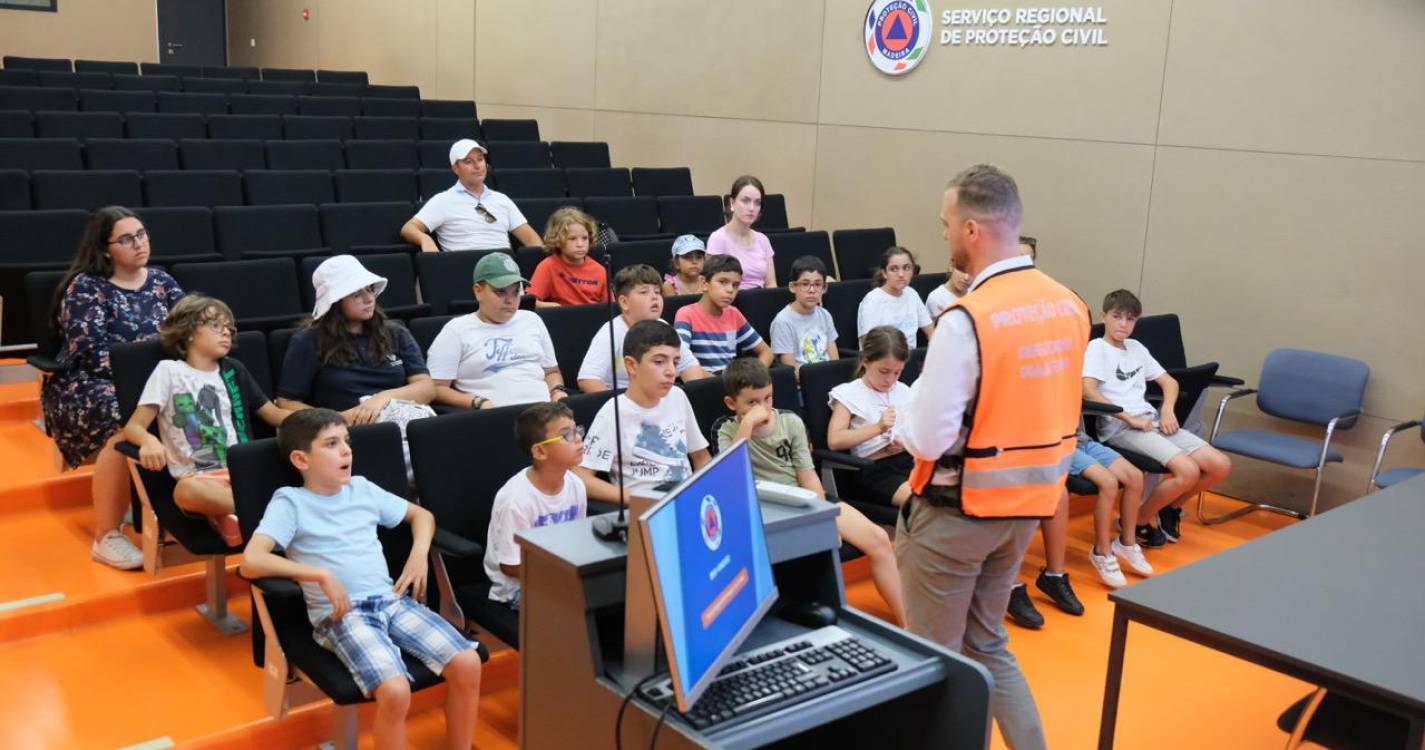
0,111,538,143
0,87,468,118
3,56,368,84
0,72,416,99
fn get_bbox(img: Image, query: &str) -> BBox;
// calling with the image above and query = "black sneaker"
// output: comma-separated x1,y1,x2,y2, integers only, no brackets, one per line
1136,523,1167,549
1005,583,1044,629
1035,570,1085,616
1158,507,1182,543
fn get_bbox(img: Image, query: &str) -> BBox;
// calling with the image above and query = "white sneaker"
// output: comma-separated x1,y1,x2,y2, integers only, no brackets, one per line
92,530,143,570
1089,549,1127,588
1112,540,1154,577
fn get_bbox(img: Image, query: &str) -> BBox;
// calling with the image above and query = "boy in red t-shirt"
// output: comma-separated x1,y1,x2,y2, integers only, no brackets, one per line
529,207,608,307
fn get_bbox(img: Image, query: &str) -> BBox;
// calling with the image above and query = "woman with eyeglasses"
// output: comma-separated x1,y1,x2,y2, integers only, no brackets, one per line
41,206,186,570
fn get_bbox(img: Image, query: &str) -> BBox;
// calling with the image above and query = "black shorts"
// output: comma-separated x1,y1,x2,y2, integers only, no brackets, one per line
852,453,914,507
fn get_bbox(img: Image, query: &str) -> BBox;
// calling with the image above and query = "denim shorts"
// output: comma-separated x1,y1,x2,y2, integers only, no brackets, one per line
1070,440,1122,476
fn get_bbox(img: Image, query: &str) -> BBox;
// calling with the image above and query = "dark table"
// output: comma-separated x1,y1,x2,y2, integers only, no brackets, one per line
1098,477,1425,749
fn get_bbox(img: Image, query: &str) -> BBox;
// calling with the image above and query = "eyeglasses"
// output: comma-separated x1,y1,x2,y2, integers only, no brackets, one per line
201,318,236,336
108,228,149,249
792,280,826,290
474,204,496,224
534,425,586,447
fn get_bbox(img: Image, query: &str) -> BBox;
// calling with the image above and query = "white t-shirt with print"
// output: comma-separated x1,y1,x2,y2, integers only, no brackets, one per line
924,284,961,321
828,378,913,458
856,286,931,348
138,359,241,479
580,388,710,500
576,316,698,390
484,469,587,603
426,310,557,407
770,305,837,366
1083,338,1166,439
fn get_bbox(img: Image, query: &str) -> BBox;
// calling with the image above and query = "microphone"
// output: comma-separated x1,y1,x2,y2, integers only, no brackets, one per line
591,241,630,543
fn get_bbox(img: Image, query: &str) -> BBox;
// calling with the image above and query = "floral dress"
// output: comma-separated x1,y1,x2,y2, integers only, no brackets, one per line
40,270,185,468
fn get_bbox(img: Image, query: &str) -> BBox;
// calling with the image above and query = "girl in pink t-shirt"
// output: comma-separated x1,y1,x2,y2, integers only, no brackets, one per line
705,175,776,290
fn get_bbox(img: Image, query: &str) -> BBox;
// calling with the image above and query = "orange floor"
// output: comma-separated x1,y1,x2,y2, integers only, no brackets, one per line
0,370,1321,749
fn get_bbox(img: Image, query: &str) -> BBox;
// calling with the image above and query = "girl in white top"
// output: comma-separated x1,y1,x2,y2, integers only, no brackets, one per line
827,326,915,507
857,246,933,348
704,175,776,290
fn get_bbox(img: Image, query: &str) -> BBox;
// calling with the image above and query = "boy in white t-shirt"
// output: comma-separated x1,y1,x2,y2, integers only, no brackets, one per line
770,255,840,374
575,319,711,503
428,252,568,410
1083,289,1232,547
575,264,708,392
484,402,588,608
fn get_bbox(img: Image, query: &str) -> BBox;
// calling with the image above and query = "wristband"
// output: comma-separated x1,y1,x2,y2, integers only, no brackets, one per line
551,384,569,395
470,396,487,409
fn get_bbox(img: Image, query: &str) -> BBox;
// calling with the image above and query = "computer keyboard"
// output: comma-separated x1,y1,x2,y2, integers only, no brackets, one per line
641,626,897,731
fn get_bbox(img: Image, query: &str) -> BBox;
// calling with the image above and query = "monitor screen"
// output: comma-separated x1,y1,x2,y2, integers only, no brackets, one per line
638,439,778,712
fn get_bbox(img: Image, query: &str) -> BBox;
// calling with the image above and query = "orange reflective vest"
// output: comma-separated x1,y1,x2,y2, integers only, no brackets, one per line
909,266,1089,518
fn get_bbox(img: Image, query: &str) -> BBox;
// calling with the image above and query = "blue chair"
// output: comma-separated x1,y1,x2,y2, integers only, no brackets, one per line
1202,348,1369,523
1367,412,1423,491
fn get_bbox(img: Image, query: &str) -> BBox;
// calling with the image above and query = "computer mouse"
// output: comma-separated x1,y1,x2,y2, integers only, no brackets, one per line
779,601,837,628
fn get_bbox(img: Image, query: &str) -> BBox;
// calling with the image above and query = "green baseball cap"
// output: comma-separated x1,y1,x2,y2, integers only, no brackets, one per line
472,252,527,288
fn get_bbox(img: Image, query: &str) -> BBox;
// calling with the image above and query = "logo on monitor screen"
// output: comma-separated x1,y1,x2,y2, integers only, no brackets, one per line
865,0,931,76
700,494,723,551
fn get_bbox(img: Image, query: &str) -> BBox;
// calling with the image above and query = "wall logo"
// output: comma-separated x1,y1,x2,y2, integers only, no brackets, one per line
699,494,723,551
865,0,932,76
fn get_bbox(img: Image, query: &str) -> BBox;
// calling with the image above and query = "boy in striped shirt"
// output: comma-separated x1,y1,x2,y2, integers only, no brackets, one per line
673,254,773,373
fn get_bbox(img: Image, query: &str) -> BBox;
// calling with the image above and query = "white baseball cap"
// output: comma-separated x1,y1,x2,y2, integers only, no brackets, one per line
311,255,387,320
448,138,488,165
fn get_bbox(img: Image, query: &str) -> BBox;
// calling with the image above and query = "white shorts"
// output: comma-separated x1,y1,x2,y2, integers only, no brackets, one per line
1105,427,1208,467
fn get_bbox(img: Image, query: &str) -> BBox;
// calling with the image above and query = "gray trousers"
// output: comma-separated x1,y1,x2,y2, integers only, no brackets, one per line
896,498,1048,750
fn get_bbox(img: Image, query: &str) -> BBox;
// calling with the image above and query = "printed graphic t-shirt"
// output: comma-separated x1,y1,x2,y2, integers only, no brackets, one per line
426,310,557,407
580,388,709,500
138,359,266,478
484,469,587,603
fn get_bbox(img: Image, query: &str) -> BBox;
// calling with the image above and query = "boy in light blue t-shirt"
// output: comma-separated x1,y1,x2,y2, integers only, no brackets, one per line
243,408,483,749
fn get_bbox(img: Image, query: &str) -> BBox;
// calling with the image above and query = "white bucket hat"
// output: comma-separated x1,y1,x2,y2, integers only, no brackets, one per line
311,255,388,320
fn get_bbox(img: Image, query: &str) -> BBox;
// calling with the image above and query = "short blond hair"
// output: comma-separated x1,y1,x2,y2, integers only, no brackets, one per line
159,294,234,358
542,206,598,256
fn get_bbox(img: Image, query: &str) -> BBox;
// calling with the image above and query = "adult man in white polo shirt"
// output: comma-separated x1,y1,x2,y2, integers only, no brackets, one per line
401,139,542,252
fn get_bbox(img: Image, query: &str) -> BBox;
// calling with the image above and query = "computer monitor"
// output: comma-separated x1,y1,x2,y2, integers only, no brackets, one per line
637,439,778,712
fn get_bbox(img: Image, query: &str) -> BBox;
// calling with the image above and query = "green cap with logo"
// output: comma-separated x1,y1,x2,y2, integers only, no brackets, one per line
472,252,528,288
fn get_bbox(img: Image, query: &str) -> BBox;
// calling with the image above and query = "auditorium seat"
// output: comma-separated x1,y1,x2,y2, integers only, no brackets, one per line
770,230,835,288
243,169,335,206
317,70,368,85
113,73,180,92
0,137,83,171
908,272,949,303
353,115,419,140
495,168,566,199
365,84,419,99
181,76,245,95
141,62,203,78
214,204,326,260
300,252,428,320
0,70,39,87
79,88,155,113
419,118,480,143
159,91,229,115
229,93,299,116
207,113,282,140
565,167,631,198
537,303,609,387
0,85,76,112
319,201,414,253
243,80,304,96
662,293,700,325
260,67,315,83
421,99,477,119
485,141,551,169
657,195,723,235
0,111,31,138
517,197,584,240
265,139,345,170
480,119,539,142
31,169,142,210
203,65,258,80
754,193,793,231
734,286,795,342
181,138,266,170
0,209,90,345
136,206,225,264
171,257,305,331
344,139,419,169
333,168,418,203
0,169,28,210
143,169,243,207
282,115,350,142
584,196,663,239
75,59,138,74
417,168,456,200
416,250,498,315
37,71,112,90
417,139,456,168
33,110,123,140
361,97,421,117
833,227,897,281
606,238,673,278
631,166,694,196
298,95,361,117
306,82,365,98
550,141,612,169
822,278,875,352
3,56,71,71
124,112,205,139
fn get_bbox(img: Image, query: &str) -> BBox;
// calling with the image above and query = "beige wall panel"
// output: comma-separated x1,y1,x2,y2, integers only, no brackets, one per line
434,0,475,101
474,0,595,109
1159,0,1425,161
227,0,318,69
314,0,437,89
810,125,1153,301
479,104,595,143
594,0,823,123
817,0,1171,144
0,0,157,63
594,112,818,229
1141,146,1425,420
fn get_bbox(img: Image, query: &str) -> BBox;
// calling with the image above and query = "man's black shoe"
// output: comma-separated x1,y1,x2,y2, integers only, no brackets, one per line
1035,570,1085,616
1158,507,1182,543
1136,523,1168,549
1005,583,1044,629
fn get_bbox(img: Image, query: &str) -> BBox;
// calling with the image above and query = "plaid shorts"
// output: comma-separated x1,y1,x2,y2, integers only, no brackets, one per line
314,594,475,696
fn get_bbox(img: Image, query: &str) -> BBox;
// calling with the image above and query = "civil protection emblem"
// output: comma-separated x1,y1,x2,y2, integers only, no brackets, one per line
700,494,723,551
865,0,931,76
